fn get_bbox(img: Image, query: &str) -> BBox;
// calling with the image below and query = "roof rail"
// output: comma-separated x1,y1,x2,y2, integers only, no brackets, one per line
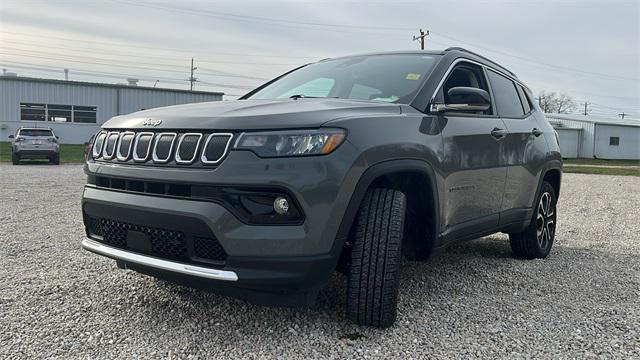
444,47,517,78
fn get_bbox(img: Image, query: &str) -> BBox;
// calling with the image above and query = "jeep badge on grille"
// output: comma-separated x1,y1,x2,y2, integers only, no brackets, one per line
142,119,162,127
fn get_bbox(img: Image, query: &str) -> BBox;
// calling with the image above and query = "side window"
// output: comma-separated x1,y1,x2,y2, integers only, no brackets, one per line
439,62,492,115
515,84,532,114
486,70,525,118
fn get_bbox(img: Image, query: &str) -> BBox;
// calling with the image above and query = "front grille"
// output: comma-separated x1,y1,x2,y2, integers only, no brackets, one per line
87,216,227,264
92,130,233,167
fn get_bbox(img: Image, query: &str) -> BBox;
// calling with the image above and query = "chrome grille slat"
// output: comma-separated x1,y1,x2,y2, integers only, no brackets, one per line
132,132,155,162
175,133,203,164
102,131,120,160
92,131,107,159
152,132,177,164
116,131,135,161
201,133,233,165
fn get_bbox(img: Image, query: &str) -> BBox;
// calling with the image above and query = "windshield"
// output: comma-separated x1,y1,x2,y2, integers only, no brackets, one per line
19,129,53,137
247,54,439,104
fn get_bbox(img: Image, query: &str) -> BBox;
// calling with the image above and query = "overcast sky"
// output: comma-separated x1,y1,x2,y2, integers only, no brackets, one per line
0,0,638,118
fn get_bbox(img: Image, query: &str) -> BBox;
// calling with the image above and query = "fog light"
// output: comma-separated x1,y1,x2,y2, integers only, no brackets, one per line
273,197,289,214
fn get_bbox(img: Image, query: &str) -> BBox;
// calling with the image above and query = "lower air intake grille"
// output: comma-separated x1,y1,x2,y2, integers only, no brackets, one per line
87,217,227,264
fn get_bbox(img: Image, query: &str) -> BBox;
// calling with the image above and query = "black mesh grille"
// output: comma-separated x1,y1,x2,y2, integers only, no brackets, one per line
193,236,227,261
135,134,153,160
203,135,231,163
118,133,134,158
154,134,174,160
87,217,227,263
178,134,200,161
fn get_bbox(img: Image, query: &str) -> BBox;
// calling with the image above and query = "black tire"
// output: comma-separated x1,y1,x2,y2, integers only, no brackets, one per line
51,155,60,165
12,153,20,165
347,188,406,328
509,181,557,259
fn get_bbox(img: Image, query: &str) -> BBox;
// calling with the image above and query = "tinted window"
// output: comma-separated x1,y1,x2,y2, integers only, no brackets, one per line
487,70,525,118
19,129,53,137
515,85,532,114
248,54,438,104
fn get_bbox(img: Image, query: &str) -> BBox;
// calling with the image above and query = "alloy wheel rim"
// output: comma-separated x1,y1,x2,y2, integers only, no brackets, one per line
536,192,555,250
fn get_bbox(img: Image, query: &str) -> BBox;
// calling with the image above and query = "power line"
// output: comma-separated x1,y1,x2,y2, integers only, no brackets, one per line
0,30,322,59
0,50,267,81
0,61,256,90
107,0,638,82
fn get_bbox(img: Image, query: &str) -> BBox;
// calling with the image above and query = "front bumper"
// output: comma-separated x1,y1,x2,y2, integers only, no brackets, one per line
81,144,365,301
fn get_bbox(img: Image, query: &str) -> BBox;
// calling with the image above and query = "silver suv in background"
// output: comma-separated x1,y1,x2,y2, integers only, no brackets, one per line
9,127,60,165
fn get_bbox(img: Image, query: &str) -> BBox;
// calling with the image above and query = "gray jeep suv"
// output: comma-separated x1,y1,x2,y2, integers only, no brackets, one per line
82,47,561,327
10,127,60,165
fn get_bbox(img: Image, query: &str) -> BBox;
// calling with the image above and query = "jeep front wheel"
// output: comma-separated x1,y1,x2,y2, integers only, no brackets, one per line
346,188,406,328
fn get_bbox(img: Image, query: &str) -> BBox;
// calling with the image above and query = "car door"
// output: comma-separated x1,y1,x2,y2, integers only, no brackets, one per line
485,70,549,225
437,61,508,240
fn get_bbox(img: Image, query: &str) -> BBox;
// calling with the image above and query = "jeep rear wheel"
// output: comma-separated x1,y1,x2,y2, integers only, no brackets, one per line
509,181,557,259
50,155,60,165
347,188,406,328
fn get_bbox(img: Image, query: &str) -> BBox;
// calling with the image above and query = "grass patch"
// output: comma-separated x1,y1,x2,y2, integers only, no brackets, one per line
564,158,639,166
0,141,86,163
563,165,639,176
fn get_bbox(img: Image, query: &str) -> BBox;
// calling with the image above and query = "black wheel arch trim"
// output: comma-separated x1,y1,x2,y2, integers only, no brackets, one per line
330,159,440,258
533,161,562,209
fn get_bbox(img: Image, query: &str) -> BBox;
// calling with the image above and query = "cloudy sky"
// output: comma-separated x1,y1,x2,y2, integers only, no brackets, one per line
1,0,638,118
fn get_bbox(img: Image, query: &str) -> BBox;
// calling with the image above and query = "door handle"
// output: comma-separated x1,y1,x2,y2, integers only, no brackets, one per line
490,128,507,139
531,128,543,137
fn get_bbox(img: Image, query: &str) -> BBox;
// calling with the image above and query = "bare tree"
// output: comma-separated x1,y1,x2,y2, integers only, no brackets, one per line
537,91,576,114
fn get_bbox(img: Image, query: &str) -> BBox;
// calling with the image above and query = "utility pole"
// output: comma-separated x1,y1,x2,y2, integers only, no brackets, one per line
618,112,627,119
188,58,198,91
413,29,429,50
583,101,590,116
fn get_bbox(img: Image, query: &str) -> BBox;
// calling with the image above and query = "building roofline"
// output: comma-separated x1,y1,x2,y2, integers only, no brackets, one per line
546,113,640,128
0,75,224,96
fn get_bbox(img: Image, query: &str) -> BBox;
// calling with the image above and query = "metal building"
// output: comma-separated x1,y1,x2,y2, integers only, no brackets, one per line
0,76,223,144
547,114,640,160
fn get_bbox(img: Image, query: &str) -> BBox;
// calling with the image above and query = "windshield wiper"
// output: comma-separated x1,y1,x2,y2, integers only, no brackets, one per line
289,94,340,100
289,94,318,99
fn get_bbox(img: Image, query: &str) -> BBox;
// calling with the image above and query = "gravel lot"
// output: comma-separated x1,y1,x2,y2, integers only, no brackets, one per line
1,163,638,359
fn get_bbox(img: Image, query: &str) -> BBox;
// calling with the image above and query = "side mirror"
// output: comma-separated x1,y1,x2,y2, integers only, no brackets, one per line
431,87,491,113
8,135,14,139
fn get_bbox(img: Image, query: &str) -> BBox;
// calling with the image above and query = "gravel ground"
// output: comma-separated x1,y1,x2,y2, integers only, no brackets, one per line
0,163,638,359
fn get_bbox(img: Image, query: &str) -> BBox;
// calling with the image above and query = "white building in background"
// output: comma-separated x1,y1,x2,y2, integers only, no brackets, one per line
547,114,640,160
0,76,223,144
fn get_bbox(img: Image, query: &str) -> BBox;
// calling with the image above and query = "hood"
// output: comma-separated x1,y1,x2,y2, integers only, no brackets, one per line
102,98,401,130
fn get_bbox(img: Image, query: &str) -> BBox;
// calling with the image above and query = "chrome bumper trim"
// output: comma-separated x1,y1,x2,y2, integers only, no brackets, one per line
81,238,238,281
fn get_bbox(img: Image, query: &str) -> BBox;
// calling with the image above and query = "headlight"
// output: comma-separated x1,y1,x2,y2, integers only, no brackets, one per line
234,129,346,157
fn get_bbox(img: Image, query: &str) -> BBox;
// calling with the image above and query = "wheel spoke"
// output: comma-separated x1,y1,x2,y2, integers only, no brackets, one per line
546,220,555,239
